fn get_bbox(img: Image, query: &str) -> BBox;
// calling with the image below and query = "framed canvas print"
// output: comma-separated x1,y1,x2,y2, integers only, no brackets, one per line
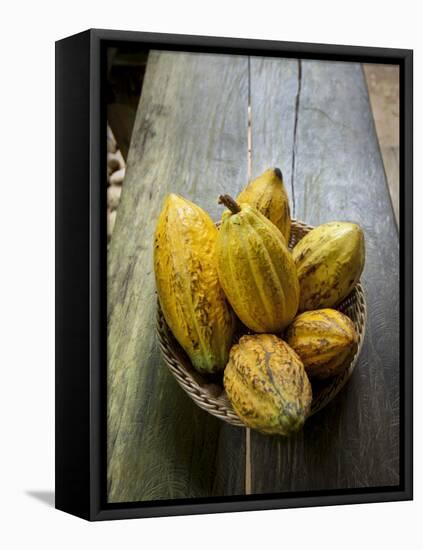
55,29,413,521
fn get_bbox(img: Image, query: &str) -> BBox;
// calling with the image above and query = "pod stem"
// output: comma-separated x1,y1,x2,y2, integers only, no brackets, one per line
218,194,241,214
274,167,283,180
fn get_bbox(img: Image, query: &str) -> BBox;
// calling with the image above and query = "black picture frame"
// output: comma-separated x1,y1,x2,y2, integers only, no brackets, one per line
55,28,413,521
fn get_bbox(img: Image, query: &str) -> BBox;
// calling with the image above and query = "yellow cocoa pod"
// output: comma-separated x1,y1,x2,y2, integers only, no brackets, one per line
154,194,235,374
285,309,358,379
236,167,291,242
217,195,299,332
224,334,312,435
292,222,365,311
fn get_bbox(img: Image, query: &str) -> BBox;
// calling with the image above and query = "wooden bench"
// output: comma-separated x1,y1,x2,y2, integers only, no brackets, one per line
107,51,399,502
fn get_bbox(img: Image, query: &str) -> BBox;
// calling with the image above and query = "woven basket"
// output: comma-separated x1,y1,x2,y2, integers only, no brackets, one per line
156,218,367,427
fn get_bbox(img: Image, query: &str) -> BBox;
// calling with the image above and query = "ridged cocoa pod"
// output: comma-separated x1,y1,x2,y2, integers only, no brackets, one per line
154,194,235,374
236,167,291,242
285,309,358,379
292,222,365,311
224,334,312,435
217,195,299,333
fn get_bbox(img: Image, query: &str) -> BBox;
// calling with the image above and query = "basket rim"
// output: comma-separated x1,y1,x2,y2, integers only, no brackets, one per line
156,218,368,429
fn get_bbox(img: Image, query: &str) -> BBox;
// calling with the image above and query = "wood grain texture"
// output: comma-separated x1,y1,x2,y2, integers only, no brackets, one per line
108,52,400,501
249,57,298,206
250,59,399,493
107,51,248,502
364,64,399,225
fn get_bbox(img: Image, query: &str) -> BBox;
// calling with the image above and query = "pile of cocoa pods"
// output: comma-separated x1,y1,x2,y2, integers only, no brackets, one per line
107,125,125,241
154,167,366,436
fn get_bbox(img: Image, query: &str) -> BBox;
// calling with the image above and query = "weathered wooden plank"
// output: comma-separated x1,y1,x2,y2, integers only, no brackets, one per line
249,56,299,205
363,64,400,225
250,59,399,492
107,51,249,502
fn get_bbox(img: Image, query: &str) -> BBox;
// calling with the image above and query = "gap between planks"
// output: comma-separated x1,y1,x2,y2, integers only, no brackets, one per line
245,56,252,496
244,57,302,494
290,59,302,219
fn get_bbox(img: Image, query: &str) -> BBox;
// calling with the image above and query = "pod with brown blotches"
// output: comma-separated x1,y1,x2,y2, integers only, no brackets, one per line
224,334,312,435
236,167,291,242
154,194,235,374
292,221,365,311
217,195,299,333
285,308,358,379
